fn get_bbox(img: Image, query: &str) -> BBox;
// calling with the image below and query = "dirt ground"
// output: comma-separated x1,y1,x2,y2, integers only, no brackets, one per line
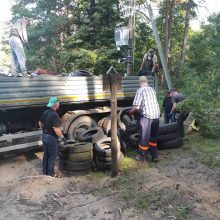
0,144,220,220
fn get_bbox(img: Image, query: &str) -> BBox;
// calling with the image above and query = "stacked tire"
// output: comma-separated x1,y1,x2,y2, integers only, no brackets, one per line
127,122,183,150
59,141,93,176
158,122,183,150
94,137,124,171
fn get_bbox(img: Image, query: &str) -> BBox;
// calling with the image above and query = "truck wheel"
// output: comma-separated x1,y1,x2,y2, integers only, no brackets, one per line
67,116,97,140
78,127,104,143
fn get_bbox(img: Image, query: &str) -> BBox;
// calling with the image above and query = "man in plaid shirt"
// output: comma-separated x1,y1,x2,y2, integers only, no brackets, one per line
128,76,160,162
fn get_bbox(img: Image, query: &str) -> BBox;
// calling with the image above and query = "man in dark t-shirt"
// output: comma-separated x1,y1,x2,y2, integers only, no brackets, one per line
39,97,67,176
170,88,185,122
162,91,173,124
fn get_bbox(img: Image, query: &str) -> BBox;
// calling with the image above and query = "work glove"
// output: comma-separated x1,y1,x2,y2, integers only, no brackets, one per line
58,137,68,145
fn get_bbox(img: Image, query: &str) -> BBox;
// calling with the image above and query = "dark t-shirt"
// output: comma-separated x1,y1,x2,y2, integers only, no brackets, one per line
172,93,185,103
163,96,173,113
40,109,60,137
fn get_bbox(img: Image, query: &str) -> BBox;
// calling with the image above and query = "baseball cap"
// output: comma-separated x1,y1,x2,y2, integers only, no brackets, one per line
47,97,59,107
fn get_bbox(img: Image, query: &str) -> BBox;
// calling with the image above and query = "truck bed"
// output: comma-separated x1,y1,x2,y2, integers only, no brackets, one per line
0,75,154,110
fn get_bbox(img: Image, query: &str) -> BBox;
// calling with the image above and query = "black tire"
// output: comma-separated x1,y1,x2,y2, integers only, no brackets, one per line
159,122,179,135
67,151,93,162
158,131,180,143
59,159,92,171
158,137,183,150
102,116,111,135
117,107,139,133
66,142,93,154
129,133,139,148
58,151,67,159
95,158,112,171
78,127,104,143
94,137,112,157
95,153,124,171
67,116,97,140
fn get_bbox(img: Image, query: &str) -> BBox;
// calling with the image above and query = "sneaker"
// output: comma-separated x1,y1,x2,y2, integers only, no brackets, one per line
152,158,159,163
135,153,145,161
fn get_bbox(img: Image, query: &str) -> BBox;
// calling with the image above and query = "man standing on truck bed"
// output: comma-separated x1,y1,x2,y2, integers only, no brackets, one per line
39,97,67,177
9,17,30,77
139,48,158,76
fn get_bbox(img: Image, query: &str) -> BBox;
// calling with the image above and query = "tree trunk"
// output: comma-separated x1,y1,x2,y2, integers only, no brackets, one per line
181,0,192,64
163,0,175,64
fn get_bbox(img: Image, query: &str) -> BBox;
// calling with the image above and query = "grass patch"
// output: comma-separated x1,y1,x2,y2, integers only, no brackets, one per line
184,133,220,168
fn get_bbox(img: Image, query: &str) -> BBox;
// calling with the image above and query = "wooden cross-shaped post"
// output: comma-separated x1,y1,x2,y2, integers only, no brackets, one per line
104,66,122,177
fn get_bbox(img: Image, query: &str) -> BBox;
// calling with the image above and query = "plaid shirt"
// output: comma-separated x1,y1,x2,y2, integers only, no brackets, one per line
133,85,160,119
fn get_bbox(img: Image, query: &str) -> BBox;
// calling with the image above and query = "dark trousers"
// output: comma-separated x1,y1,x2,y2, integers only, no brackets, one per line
164,112,171,124
170,112,176,122
42,134,58,176
139,117,159,159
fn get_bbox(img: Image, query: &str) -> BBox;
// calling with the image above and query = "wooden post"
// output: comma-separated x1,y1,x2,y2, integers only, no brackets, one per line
106,66,120,177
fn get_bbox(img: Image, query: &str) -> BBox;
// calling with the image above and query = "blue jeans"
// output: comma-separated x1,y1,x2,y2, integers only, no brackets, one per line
164,112,171,124
42,134,58,176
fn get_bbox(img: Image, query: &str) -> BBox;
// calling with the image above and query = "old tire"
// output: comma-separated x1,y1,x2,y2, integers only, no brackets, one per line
97,117,106,128
66,142,93,154
59,159,92,171
78,127,104,143
159,122,179,135
129,133,139,148
102,116,111,135
95,153,124,171
94,137,121,158
158,137,183,150
94,137,112,157
117,107,139,133
67,116,97,140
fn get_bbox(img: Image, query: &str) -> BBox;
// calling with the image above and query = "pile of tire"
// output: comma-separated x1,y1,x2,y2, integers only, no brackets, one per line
158,122,183,150
127,122,183,150
94,137,124,171
59,140,93,176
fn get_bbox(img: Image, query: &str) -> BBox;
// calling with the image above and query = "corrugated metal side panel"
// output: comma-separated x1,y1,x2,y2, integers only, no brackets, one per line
0,75,154,109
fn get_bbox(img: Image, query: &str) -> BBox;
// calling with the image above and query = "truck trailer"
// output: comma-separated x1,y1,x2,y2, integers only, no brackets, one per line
0,75,155,154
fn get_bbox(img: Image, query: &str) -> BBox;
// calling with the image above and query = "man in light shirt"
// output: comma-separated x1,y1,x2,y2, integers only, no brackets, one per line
128,76,160,162
9,17,30,77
